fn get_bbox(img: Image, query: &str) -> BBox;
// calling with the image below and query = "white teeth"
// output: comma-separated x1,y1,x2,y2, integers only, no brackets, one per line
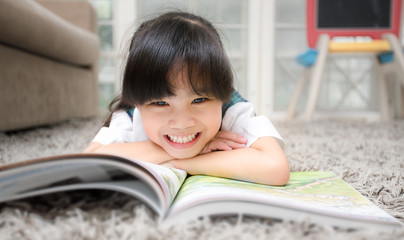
168,133,197,144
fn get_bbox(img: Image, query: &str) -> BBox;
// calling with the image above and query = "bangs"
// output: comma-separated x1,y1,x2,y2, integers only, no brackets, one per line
121,12,234,106
168,60,232,99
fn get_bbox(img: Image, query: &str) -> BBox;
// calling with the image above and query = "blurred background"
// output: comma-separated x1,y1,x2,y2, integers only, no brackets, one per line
89,0,404,120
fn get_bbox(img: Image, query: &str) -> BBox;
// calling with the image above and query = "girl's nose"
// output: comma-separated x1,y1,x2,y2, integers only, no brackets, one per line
168,111,196,129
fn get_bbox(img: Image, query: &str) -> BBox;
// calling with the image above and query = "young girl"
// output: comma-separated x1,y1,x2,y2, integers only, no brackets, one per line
85,11,290,186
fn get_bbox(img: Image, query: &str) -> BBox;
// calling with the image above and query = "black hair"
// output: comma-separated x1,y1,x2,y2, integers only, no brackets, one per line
105,11,234,126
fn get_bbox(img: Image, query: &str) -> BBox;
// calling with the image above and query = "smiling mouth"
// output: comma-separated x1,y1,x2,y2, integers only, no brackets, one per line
166,132,200,144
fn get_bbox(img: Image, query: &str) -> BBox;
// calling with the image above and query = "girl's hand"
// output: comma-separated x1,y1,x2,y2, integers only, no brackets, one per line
201,130,248,154
160,131,247,169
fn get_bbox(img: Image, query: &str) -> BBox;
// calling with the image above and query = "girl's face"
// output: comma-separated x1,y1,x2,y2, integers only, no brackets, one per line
136,76,222,159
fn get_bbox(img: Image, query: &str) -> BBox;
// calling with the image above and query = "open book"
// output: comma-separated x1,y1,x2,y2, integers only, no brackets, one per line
0,154,402,230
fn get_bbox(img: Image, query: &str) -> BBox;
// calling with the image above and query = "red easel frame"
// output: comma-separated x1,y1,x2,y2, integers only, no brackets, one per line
306,0,403,48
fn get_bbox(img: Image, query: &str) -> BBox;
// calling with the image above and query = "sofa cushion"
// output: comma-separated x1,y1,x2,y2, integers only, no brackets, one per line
0,0,99,67
0,44,98,131
36,0,97,33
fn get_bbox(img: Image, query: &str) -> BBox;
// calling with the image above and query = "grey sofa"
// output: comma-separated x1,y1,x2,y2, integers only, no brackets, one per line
0,0,99,131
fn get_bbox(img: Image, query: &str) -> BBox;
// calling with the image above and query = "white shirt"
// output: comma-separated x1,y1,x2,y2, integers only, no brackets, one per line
92,102,284,148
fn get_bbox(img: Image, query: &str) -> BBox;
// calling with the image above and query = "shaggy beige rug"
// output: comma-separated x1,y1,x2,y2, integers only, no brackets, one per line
0,117,403,239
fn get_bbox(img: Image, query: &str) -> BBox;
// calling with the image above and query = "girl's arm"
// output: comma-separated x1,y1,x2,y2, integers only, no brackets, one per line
162,136,290,186
84,140,174,165
83,130,247,165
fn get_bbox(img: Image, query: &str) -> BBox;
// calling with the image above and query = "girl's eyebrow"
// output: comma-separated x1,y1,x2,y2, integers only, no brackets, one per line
188,87,213,96
188,90,210,97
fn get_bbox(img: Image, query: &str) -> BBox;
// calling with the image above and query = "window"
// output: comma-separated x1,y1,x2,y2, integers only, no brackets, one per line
89,0,116,111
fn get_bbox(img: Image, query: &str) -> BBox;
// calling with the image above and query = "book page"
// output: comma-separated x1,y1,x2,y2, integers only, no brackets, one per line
167,172,399,225
0,154,186,215
131,160,187,204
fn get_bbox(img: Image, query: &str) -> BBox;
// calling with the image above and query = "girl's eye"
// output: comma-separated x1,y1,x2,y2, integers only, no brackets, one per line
192,98,208,104
152,101,168,106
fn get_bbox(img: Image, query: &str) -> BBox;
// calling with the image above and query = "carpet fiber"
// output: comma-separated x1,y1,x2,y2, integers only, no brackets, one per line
0,117,403,239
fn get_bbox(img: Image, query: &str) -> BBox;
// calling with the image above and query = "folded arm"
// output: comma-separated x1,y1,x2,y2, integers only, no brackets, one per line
162,136,290,186
85,131,290,186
